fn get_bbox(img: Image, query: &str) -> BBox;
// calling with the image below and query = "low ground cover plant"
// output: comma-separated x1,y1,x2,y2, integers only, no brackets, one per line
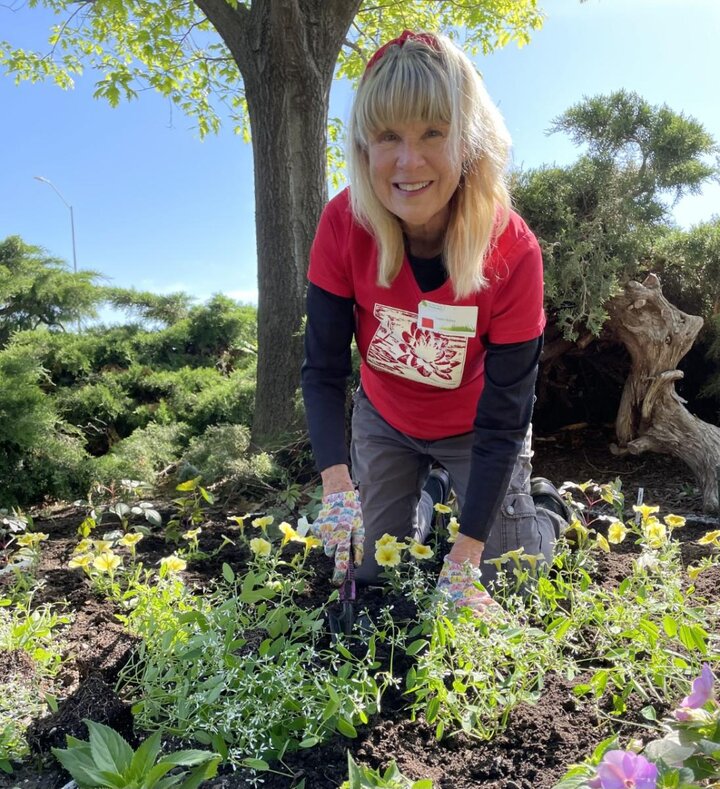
1,478,719,786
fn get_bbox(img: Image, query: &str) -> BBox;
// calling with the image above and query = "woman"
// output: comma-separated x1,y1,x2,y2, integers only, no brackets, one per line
302,31,568,613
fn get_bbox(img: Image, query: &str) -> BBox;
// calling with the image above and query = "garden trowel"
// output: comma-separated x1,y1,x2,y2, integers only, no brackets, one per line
327,559,372,643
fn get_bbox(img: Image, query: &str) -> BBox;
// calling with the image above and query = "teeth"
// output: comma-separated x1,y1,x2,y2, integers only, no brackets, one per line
397,181,430,192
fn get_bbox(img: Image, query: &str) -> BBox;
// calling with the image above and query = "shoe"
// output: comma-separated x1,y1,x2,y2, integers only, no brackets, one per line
425,467,451,521
530,477,573,524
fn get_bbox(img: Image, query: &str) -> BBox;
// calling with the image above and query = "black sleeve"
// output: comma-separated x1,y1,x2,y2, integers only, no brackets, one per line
300,282,355,471
458,336,542,542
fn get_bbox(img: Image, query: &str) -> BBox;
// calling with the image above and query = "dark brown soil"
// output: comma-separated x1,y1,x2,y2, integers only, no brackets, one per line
3,427,719,789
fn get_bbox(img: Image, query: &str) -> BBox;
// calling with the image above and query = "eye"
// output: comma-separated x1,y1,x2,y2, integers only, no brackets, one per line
377,130,399,143
425,128,444,138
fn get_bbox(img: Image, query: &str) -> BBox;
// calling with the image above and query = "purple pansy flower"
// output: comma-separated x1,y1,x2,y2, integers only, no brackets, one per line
588,750,657,789
680,663,715,709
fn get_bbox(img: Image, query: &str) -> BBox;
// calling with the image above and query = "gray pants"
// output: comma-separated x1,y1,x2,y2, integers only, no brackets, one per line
350,388,559,588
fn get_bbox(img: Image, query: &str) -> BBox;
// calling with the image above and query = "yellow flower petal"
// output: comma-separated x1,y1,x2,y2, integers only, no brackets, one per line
408,542,434,560
433,503,452,515
68,554,93,569
302,535,322,550
375,544,402,567
160,555,187,574
595,533,610,553
278,522,299,546
249,537,272,557
698,530,720,546
632,504,660,521
119,533,144,547
182,527,202,540
93,552,122,573
664,514,686,529
607,523,627,544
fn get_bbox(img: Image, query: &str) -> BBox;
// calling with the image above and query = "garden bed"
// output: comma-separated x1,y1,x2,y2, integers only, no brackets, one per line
3,426,719,789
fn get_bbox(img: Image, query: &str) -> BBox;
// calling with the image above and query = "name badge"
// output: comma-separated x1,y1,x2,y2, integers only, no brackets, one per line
417,300,478,337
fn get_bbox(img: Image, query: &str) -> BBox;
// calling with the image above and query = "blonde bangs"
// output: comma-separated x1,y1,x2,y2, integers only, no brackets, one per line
353,44,455,149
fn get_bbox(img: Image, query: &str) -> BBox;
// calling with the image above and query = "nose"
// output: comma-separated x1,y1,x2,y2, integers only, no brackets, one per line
397,139,425,169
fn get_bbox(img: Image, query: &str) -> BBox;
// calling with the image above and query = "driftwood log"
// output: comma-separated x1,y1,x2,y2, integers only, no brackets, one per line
606,273,720,512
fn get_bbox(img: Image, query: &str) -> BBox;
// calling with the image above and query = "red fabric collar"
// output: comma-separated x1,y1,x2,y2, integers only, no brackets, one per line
364,30,440,77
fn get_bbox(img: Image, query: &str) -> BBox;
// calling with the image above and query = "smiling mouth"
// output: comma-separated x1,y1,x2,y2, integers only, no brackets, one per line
395,181,431,192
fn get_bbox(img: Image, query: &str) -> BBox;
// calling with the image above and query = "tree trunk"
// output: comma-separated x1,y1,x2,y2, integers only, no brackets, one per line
195,0,361,444
607,273,720,511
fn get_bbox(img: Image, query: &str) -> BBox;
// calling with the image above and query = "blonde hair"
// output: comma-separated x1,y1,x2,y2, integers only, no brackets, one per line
347,33,511,299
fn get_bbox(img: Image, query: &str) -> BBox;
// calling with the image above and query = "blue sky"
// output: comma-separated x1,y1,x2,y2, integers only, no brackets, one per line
1,0,718,311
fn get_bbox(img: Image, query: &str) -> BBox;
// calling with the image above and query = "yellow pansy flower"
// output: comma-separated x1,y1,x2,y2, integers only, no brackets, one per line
302,535,322,551
664,514,686,529
74,538,94,554
16,533,49,547
644,521,667,549
376,533,400,549
375,544,402,568
523,553,546,572
698,530,720,546
249,537,272,557
119,532,143,547
93,539,113,553
160,555,187,574
632,504,660,522
607,522,627,544
93,552,122,573
595,533,610,553
252,515,274,534
278,522,300,546
408,541,434,561
68,553,93,569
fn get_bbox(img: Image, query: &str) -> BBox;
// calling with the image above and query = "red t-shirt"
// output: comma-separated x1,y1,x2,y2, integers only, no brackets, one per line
308,188,545,440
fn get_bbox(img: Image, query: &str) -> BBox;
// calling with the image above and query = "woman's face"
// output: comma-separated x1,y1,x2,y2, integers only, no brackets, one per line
368,119,462,245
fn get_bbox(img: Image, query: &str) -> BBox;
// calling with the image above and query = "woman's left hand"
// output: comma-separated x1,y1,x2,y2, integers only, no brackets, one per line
436,555,500,617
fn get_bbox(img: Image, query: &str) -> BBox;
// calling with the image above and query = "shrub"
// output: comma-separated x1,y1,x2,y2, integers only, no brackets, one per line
90,422,191,486
180,424,277,485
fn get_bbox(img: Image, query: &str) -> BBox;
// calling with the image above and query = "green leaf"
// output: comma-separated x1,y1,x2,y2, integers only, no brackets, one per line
405,639,428,656
176,477,201,492
426,697,440,724
336,718,357,738
222,563,235,583
662,615,678,637
242,758,270,770
85,719,134,775
52,745,114,786
130,731,163,781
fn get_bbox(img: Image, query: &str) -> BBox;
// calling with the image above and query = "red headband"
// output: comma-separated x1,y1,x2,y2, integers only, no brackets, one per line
363,30,440,77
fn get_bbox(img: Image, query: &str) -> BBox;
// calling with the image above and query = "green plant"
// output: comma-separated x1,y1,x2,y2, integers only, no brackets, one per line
554,664,720,789
340,752,433,788
166,476,213,543
52,719,220,788
118,559,380,772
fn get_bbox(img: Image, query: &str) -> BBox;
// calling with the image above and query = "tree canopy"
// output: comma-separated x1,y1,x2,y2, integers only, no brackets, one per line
1,0,545,442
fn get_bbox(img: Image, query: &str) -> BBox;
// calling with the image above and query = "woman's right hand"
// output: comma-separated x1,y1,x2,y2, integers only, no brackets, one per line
312,489,364,585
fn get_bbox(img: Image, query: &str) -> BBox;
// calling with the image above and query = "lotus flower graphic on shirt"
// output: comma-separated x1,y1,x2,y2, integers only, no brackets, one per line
367,304,469,389
396,323,462,380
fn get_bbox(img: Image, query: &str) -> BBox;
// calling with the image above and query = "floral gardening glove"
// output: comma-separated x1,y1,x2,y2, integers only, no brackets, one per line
312,490,364,585
436,555,500,617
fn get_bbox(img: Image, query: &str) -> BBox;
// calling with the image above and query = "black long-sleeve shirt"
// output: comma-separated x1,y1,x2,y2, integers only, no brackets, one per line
301,252,541,542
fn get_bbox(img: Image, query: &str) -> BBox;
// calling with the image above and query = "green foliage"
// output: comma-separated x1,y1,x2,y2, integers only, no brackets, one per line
514,91,719,340
91,422,191,485
341,752,433,789
1,1,542,140
118,563,380,768
0,236,102,345
51,720,220,789
180,424,277,486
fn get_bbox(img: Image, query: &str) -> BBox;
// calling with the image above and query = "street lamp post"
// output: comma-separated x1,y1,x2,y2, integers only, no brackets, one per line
34,175,78,274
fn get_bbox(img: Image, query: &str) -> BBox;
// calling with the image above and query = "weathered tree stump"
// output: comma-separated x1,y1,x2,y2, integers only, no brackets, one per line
606,273,720,512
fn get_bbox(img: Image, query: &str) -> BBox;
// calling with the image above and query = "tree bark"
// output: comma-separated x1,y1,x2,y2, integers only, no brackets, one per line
195,0,361,444
607,273,720,511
